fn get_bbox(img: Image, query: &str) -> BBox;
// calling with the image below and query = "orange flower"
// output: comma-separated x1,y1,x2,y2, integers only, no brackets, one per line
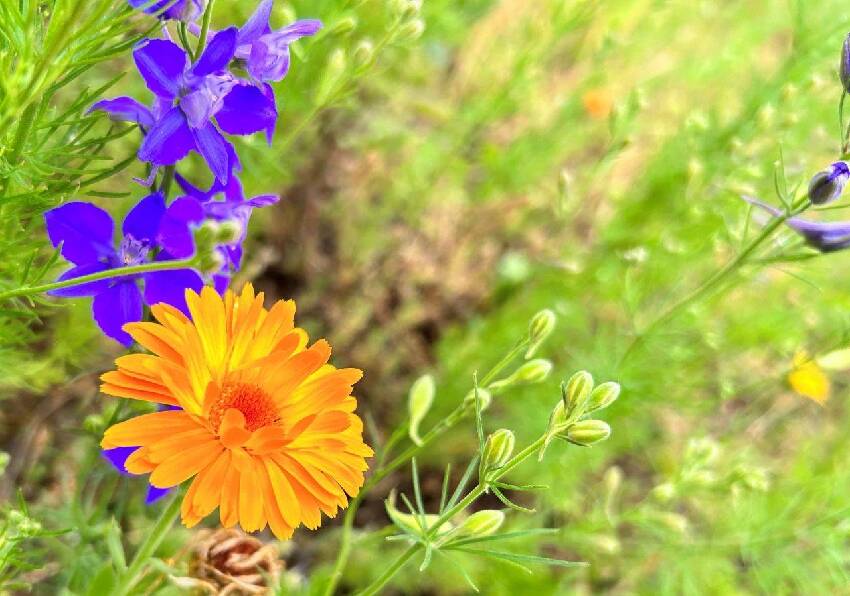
100,284,373,539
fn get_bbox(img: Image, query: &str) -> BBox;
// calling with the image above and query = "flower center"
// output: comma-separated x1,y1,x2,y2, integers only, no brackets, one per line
119,235,149,266
209,382,279,432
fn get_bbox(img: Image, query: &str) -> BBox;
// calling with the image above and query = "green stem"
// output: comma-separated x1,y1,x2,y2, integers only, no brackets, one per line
355,435,548,595
618,209,792,365
159,164,176,198
114,494,182,596
195,0,216,61
323,340,528,595
0,257,197,302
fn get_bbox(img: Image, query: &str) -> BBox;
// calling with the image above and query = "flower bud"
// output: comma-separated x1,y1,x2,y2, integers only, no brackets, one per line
352,39,374,69
385,491,452,537
525,309,556,358
463,387,492,411
192,223,227,275
457,510,504,538
563,370,593,415
328,16,357,36
407,374,435,446
489,359,552,393
565,419,611,446
841,32,850,93
651,482,677,503
646,511,688,535
397,18,425,41
481,429,515,473
214,220,243,244
603,466,623,501
315,49,347,104
586,381,620,412
807,161,850,205
391,0,422,18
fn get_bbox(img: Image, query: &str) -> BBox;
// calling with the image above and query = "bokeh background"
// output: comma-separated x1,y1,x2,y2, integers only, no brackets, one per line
6,0,850,593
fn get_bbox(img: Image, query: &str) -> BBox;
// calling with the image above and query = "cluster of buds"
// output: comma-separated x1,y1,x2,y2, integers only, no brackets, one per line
539,371,620,460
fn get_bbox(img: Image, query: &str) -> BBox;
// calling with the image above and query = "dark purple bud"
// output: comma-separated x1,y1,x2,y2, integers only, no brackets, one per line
808,161,850,205
842,32,850,93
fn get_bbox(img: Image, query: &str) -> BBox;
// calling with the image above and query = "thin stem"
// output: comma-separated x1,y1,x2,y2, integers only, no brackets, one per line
618,209,791,365
354,544,419,596
114,494,182,596
323,341,528,595
0,257,197,302
195,0,216,61
355,435,548,595
159,164,176,198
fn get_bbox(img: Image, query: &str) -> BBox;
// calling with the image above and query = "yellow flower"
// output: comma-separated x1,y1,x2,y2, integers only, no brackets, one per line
100,284,373,538
788,350,830,405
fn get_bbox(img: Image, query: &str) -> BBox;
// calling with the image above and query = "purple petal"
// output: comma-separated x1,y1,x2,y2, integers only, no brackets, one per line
145,485,172,504
159,197,205,257
133,39,186,98
213,272,230,294
138,107,195,166
102,447,135,475
143,267,203,314
48,262,112,297
175,172,207,199
180,73,237,128
88,97,154,128
743,195,850,253
216,84,277,137
245,193,280,208
45,202,115,265
191,123,232,183
92,281,144,346
274,19,323,43
238,0,273,44
123,192,166,242
193,26,238,77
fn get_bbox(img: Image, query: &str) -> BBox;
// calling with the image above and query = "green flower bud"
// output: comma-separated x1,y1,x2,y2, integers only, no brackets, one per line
565,419,611,446
563,370,593,415
525,309,556,358
83,414,105,434
315,49,347,104
481,429,515,474
328,16,357,36
385,491,452,537
397,18,425,41
490,359,552,393
192,223,226,275
391,0,422,17
463,387,492,411
586,381,620,412
651,482,677,503
215,220,242,244
457,510,505,538
646,511,688,535
407,374,435,446
352,39,374,68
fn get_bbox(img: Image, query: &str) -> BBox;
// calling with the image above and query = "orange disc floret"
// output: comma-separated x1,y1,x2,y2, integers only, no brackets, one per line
100,284,373,539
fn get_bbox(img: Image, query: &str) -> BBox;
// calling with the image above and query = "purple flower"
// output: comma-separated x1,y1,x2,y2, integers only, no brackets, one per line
807,161,850,205
44,195,203,345
233,0,322,83
102,447,171,504
90,31,276,183
127,0,203,22
743,196,850,253
161,174,279,287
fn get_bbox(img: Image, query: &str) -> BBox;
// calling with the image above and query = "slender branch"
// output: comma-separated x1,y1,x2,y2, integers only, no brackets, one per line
618,209,792,365
322,340,529,595
0,257,197,302
355,435,548,595
114,494,182,596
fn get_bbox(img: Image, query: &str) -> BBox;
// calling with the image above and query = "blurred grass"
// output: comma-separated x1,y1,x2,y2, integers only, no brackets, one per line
11,0,850,593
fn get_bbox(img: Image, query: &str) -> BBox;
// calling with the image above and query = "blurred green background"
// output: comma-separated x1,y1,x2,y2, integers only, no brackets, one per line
8,0,850,593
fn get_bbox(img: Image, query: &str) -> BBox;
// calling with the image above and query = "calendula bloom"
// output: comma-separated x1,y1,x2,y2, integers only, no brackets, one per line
100,285,373,538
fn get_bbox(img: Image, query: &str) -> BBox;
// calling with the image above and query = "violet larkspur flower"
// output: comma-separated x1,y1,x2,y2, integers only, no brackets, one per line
127,0,203,22
841,32,850,94
90,30,275,183
160,174,279,290
44,195,203,345
743,195,850,253
231,0,322,83
103,447,171,503
807,161,850,205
